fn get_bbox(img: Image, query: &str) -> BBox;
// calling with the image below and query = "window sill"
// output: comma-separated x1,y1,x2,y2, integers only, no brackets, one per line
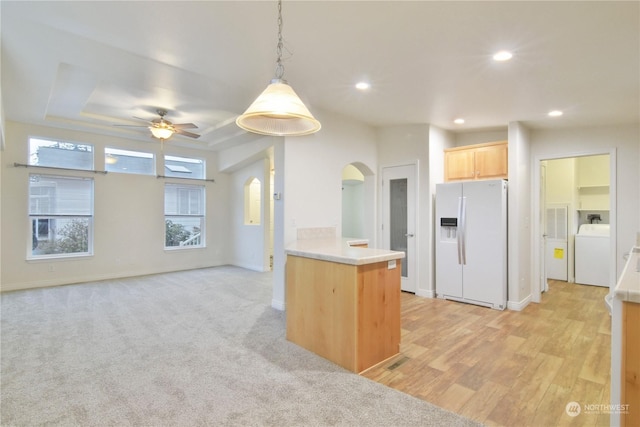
27,253,94,262
164,246,206,251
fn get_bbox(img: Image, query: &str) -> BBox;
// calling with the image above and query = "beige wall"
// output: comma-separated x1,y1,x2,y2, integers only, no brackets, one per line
1,121,230,291
545,157,575,204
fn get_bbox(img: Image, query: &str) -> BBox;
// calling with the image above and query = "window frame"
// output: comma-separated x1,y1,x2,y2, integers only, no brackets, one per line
163,155,206,180
104,147,155,175
29,137,94,171
28,174,94,260
164,182,206,250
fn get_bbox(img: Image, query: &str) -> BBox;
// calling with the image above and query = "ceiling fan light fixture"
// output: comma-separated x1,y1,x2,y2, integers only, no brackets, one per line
236,0,320,137
149,126,174,140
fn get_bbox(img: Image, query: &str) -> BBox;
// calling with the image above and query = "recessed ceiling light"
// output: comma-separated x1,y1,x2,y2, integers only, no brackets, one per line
454,118,465,124
548,110,563,117
493,50,513,61
355,82,371,91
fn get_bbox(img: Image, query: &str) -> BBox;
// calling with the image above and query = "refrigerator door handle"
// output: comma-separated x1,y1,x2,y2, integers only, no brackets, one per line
460,196,467,265
456,196,463,264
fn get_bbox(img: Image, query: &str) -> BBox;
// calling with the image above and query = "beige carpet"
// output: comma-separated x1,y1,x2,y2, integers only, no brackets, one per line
1,266,480,426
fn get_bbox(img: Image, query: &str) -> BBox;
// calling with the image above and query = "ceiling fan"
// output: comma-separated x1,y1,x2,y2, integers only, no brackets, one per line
116,109,200,141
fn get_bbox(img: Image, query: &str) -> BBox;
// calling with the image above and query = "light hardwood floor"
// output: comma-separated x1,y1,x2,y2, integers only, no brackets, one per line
362,280,611,426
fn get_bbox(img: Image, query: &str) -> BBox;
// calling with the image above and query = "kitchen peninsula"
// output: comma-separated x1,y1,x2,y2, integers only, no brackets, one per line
285,231,405,373
611,243,640,427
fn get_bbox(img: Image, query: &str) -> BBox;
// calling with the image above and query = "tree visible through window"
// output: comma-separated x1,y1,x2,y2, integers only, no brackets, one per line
164,183,205,248
29,175,93,258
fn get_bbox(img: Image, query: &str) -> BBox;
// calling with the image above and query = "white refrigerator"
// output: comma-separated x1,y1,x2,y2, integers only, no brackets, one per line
435,179,508,310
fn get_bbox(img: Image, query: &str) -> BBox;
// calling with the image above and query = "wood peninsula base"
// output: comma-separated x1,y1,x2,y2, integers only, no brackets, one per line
286,254,401,373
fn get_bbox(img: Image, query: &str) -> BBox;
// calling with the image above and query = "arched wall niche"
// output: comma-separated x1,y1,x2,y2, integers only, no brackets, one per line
341,162,375,243
244,176,261,225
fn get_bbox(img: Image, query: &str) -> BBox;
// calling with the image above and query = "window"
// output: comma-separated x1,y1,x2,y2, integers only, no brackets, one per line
29,175,94,258
29,138,93,170
105,148,154,175
164,183,205,248
164,155,205,179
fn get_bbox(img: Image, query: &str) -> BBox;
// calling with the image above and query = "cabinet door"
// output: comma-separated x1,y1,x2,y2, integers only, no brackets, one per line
445,149,475,181
475,143,508,179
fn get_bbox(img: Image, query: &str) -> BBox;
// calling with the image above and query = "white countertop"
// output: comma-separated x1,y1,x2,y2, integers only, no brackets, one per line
614,246,640,303
286,238,405,266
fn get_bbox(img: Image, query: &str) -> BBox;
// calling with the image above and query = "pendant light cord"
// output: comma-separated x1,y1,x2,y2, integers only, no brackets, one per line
235,0,321,136
275,0,285,80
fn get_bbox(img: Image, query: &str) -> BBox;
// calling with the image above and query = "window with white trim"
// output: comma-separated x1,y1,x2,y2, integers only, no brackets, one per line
105,147,154,175
164,155,205,179
29,138,94,170
164,183,205,248
29,174,94,258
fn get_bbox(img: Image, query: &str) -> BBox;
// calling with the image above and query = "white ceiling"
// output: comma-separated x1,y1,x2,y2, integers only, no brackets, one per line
2,1,638,150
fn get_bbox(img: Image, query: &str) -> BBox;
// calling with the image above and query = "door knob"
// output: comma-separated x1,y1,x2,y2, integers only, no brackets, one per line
405,233,414,237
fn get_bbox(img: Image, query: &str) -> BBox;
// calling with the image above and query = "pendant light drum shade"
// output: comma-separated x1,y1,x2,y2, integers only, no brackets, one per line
236,79,321,136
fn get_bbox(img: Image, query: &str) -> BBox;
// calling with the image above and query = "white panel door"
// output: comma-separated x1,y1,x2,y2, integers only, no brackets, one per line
545,205,568,281
382,165,416,293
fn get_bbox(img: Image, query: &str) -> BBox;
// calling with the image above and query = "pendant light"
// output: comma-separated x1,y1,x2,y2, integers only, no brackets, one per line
236,0,321,136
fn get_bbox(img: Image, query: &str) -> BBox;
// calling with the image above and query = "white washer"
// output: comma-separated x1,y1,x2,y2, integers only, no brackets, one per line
574,224,610,287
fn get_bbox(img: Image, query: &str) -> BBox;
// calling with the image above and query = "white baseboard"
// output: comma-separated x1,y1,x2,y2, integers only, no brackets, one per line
0,263,226,293
507,294,532,311
271,299,285,311
415,288,435,298
233,262,267,272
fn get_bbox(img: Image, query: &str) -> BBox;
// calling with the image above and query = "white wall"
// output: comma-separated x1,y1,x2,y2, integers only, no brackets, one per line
508,121,533,309
229,157,271,272
0,135,3,287
455,129,508,147
427,125,456,296
271,108,378,310
530,123,639,289
1,121,230,291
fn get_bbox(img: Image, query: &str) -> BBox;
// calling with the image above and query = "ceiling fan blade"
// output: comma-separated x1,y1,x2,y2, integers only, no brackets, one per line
132,116,153,123
114,124,149,128
172,123,198,129
175,129,201,139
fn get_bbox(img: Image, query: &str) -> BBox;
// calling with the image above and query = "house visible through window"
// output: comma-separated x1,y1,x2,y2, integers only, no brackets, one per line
29,138,94,170
29,174,94,258
164,155,205,179
105,147,154,175
164,183,205,248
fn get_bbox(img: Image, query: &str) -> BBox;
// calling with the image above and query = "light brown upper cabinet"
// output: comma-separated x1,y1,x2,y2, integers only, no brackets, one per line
444,141,508,182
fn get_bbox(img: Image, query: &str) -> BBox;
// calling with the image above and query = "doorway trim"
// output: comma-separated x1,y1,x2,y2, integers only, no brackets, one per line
380,162,419,293
531,148,617,303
